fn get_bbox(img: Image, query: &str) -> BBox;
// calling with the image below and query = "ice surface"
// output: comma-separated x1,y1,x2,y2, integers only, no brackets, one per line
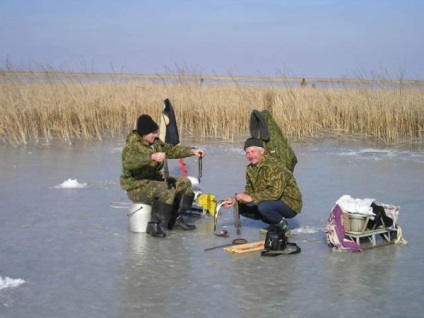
1,138,423,318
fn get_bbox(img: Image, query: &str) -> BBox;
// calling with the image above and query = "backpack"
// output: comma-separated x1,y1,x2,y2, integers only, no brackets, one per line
261,228,301,257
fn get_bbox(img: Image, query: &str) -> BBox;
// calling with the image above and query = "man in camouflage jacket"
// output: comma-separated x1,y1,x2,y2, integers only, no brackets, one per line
121,114,205,237
223,137,302,233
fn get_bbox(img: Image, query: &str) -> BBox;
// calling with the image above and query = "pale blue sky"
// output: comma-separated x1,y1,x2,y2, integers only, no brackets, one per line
1,0,423,79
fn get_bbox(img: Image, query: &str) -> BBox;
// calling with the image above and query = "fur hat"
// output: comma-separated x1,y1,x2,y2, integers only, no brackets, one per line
136,115,159,135
244,137,264,150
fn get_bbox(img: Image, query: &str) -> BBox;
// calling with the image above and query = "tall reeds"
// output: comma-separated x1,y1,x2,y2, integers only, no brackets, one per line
0,71,423,145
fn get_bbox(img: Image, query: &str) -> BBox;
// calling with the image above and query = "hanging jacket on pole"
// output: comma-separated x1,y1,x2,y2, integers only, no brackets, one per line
250,109,298,172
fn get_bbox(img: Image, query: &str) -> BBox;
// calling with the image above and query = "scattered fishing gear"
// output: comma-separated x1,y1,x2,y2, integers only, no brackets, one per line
213,200,226,233
198,156,203,183
196,193,217,216
261,228,301,256
224,241,265,254
205,238,248,251
233,200,241,235
214,229,228,237
260,242,301,256
213,198,242,235
178,158,188,177
163,158,170,183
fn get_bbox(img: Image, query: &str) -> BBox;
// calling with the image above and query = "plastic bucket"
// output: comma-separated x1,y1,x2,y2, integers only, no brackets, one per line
128,203,152,233
348,213,367,232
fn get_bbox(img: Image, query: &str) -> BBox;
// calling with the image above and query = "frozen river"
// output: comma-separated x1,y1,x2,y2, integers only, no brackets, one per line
1,137,423,318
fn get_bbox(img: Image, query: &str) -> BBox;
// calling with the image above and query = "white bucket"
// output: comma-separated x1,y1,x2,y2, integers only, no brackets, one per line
128,203,152,233
348,213,368,232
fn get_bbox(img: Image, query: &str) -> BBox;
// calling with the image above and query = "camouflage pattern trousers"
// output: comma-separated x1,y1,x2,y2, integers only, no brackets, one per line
126,177,193,205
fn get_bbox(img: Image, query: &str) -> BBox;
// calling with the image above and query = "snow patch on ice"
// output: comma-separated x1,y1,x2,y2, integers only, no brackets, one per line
53,178,88,189
0,276,25,290
292,226,320,234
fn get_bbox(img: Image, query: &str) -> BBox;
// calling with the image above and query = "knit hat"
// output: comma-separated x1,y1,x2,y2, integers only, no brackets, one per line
136,115,159,135
244,137,264,150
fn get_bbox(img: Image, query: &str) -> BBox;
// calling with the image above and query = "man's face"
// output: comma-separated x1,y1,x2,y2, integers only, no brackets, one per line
245,146,265,165
142,130,159,144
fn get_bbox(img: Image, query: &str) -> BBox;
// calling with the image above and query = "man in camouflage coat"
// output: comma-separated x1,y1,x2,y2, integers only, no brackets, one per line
121,114,205,238
223,137,302,233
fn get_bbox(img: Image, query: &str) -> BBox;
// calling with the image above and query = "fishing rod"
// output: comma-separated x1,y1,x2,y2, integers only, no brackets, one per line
205,238,248,251
198,156,203,183
163,158,170,183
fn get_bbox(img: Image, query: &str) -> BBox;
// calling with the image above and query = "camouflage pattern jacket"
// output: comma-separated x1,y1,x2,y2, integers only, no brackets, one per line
120,131,194,191
244,154,302,213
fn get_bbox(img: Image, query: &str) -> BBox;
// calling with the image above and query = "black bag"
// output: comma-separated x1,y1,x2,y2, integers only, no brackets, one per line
367,202,394,230
261,228,301,257
264,228,288,250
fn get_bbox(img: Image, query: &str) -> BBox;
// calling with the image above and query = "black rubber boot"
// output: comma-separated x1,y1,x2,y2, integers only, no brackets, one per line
146,222,166,238
174,215,196,231
168,193,196,230
146,198,173,238
179,193,195,210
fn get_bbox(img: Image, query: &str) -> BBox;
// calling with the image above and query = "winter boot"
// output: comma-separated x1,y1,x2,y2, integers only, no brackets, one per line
168,193,196,230
261,219,292,236
259,224,278,235
276,218,292,237
146,222,166,238
146,198,173,238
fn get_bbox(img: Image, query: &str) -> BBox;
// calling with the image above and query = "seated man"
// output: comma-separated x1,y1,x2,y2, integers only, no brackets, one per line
223,137,302,233
120,114,205,238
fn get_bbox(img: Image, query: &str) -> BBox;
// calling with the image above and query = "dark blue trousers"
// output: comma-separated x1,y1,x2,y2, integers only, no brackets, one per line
239,200,297,224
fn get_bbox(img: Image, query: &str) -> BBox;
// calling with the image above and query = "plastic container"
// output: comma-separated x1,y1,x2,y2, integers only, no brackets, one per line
348,213,368,232
128,203,152,233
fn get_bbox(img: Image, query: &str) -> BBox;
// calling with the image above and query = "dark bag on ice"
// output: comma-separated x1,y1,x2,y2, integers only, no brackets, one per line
264,227,288,250
367,202,394,230
261,228,301,257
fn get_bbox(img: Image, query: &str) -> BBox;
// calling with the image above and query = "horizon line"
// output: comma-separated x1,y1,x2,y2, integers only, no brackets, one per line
2,70,424,85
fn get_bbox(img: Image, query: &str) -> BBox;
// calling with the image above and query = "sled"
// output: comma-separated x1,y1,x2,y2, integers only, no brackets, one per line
343,213,398,249
345,227,398,249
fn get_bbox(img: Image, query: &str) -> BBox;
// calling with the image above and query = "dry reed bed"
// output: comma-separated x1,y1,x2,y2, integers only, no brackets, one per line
0,77,423,145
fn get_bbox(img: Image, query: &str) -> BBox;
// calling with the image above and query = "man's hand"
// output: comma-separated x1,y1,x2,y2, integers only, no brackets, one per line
222,197,236,209
151,152,166,162
191,149,205,157
235,193,253,203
